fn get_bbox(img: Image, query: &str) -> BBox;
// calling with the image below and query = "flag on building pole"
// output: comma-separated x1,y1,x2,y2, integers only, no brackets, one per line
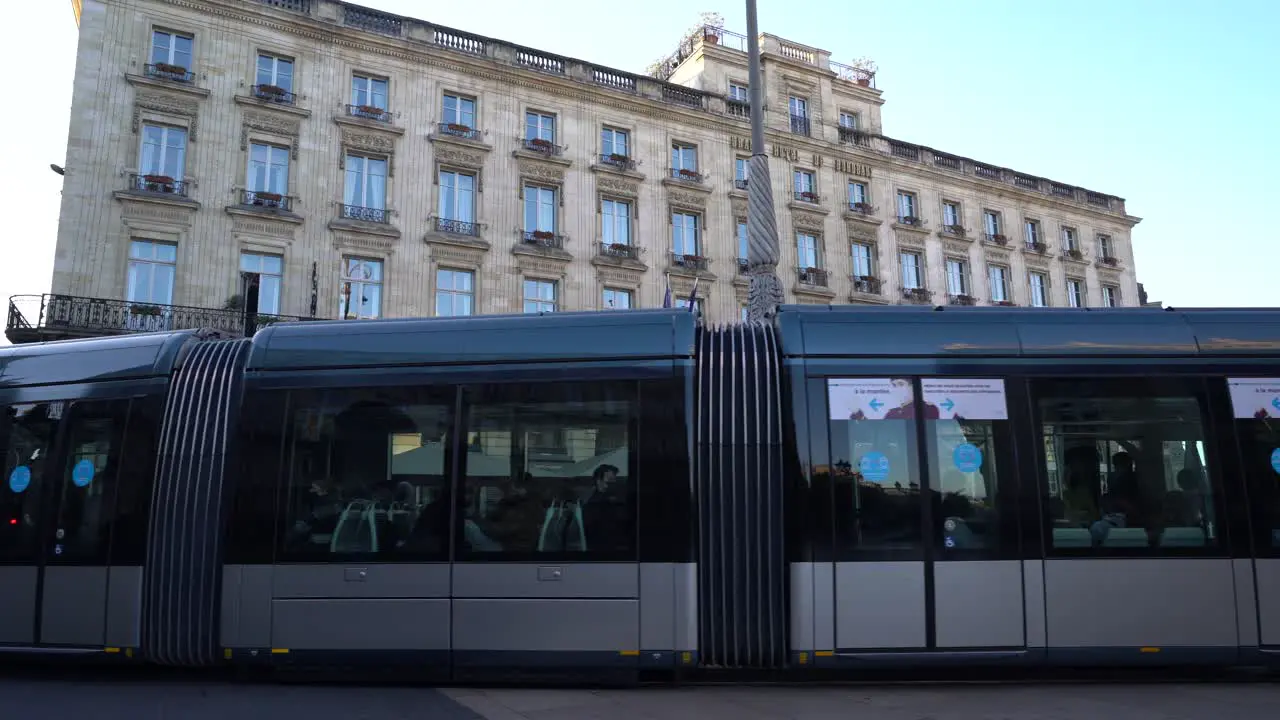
686,276,700,313
663,273,673,308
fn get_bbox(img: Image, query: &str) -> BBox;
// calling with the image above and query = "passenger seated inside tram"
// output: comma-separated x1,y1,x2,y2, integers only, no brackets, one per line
1089,493,1128,546
290,477,344,546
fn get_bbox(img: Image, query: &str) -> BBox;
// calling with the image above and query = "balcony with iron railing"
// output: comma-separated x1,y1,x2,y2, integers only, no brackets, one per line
438,122,482,141
521,230,565,249
669,168,704,184
948,294,976,306
669,252,710,273
433,216,481,237
127,172,189,198
252,84,296,105
794,190,822,205
340,204,388,223
145,63,194,83
240,189,293,212
796,267,830,287
346,104,393,123
596,242,645,263
850,276,882,296
599,153,637,171
984,233,1010,247
5,293,311,344
520,137,565,157
790,114,811,136
733,178,749,191
902,287,934,305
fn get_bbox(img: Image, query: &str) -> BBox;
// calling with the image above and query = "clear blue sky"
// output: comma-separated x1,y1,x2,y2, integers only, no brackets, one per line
2,1,1274,310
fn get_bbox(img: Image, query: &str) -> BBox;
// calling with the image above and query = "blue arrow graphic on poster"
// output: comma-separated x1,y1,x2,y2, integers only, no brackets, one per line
1272,397,1280,412
941,398,955,412
868,398,883,412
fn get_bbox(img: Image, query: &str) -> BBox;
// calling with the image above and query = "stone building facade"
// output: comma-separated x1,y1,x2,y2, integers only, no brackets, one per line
32,0,1141,339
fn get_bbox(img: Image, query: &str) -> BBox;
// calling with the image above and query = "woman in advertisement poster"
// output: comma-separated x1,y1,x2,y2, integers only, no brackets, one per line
847,379,943,420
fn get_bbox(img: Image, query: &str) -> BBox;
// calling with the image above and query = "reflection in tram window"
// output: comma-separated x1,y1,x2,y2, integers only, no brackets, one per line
1036,380,1218,550
828,378,922,554
51,402,128,563
279,386,455,560
0,403,58,562
927,420,1001,552
460,382,634,558
1235,417,1280,548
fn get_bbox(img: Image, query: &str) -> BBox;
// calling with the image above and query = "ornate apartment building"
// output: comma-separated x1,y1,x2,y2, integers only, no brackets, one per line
11,0,1141,342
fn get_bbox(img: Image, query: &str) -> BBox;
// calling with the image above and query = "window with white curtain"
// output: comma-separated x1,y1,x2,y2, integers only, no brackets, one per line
438,170,475,223
946,258,968,296
1030,272,1049,307
140,124,187,179
796,233,819,269
672,212,700,256
989,265,1010,302
240,252,283,316
340,257,383,319
851,243,874,277
523,185,556,233
1067,278,1084,308
247,143,288,195
127,240,177,306
900,251,922,289
602,198,631,245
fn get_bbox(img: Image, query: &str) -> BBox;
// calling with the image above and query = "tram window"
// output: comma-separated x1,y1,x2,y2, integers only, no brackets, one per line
49,400,129,564
279,386,455,561
922,379,1012,555
827,378,923,556
1034,378,1219,551
459,381,635,559
105,397,161,565
1,403,59,562
1227,378,1280,551
227,391,287,564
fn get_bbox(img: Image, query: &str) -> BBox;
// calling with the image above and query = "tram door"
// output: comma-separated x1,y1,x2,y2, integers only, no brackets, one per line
1229,378,1280,649
0,399,127,647
826,377,1028,654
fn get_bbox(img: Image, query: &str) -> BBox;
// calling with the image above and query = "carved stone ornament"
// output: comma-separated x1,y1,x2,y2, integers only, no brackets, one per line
232,215,296,240
332,231,397,255
1025,253,1051,270
943,241,971,257
118,199,193,226
435,147,485,170
597,267,644,287
848,227,877,243
430,244,486,267
985,249,1011,264
517,159,566,184
516,255,569,277
895,229,926,249
241,112,302,159
668,188,707,211
792,209,826,232
730,197,748,217
597,176,640,198
340,130,398,176
132,92,199,140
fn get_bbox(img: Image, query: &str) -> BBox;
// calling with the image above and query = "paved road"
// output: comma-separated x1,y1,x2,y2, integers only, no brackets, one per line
1,673,1276,720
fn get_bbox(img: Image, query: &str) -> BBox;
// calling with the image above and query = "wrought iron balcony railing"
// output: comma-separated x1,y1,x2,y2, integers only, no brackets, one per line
347,104,392,123
734,178,749,190
340,204,388,223
599,153,636,171
790,114,810,136
838,127,872,147
145,63,194,83
794,190,822,204
797,267,830,287
128,172,189,197
521,230,565,249
434,216,480,236
521,137,564,156
241,189,292,211
6,293,311,343
851,276,882,295
902,287,934,304
597,242,644,261
669,252,710,272
439,122,481,140
252,84,296,104
670,168,703,183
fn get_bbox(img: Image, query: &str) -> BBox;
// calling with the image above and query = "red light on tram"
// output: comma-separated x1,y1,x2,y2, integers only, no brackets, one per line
7,518,15,525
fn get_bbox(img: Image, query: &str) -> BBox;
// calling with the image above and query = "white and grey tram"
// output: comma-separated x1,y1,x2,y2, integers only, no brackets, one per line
1,305,1278,680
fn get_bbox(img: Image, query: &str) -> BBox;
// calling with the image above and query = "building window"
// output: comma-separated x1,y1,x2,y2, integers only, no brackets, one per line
438,170,476,228
737,221,748,264
1102,285,1119,307
442,93,476,128
897,191,917,222
127,240,176,306
343,155,387,220
1098,234,1114,259
247,142,289,197
735,157,749,186
796,232,820,269
672,212,700,256
150,29,193,71
794,170,816,201
523,184,557,234
945,258,969,296
839,112,859,129
728,83,748,102
943,201,960,228
900,251,923,290
1067,278,1084,308
789,96,809,134
601,127,629,158
239,251,282,316
1025,219,1041,247
1030,272,1049,307
849,181,867,206
351,74,388,110
523,279,557,313
671,142,698,177
1035,378,1220,550
603,287,632,310
1062,226,1079,252
255,53,293,92
989,265,1010,303
984,210,1002,237
525,111,556,142
741,307,749,322
435,268,474,317
340,257,383,320
851,243,874,277
676,297,703,313
139,124,187,181
602,198,631,246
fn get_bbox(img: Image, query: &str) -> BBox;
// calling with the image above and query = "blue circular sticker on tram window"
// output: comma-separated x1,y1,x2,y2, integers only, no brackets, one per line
72,459,95,488
1271,448,1280,475
859,452,890,483
953,443,983,473
9,466,31,494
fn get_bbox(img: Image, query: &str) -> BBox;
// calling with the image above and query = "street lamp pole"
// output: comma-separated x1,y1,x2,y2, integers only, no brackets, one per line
743,0,784,324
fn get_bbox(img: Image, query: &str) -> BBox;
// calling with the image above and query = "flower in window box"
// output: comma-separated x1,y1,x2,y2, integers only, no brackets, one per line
529,138,552,148
679,168,698,178
992,233,1008,245
1066,249,1083,260
1030,241,1047,253
853,202,873,214
995,300,1016,307
609,242,631,253
801,191,818,202
257,84,286,96
447,122,471,133
946,224,966,236
531,230,554,241
901,215,919,225
357,104,382,116
1101,256,1118,266
132,304,163,316
155,62,186,76
608,152,629,163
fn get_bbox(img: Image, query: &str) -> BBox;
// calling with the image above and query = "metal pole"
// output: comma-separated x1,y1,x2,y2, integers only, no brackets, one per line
743,0,784,324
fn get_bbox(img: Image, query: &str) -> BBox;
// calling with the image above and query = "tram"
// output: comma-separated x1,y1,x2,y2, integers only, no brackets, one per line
1,304,1278,680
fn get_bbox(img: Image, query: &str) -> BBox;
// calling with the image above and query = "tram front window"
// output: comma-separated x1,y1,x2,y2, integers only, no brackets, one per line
1036,379,1219,550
